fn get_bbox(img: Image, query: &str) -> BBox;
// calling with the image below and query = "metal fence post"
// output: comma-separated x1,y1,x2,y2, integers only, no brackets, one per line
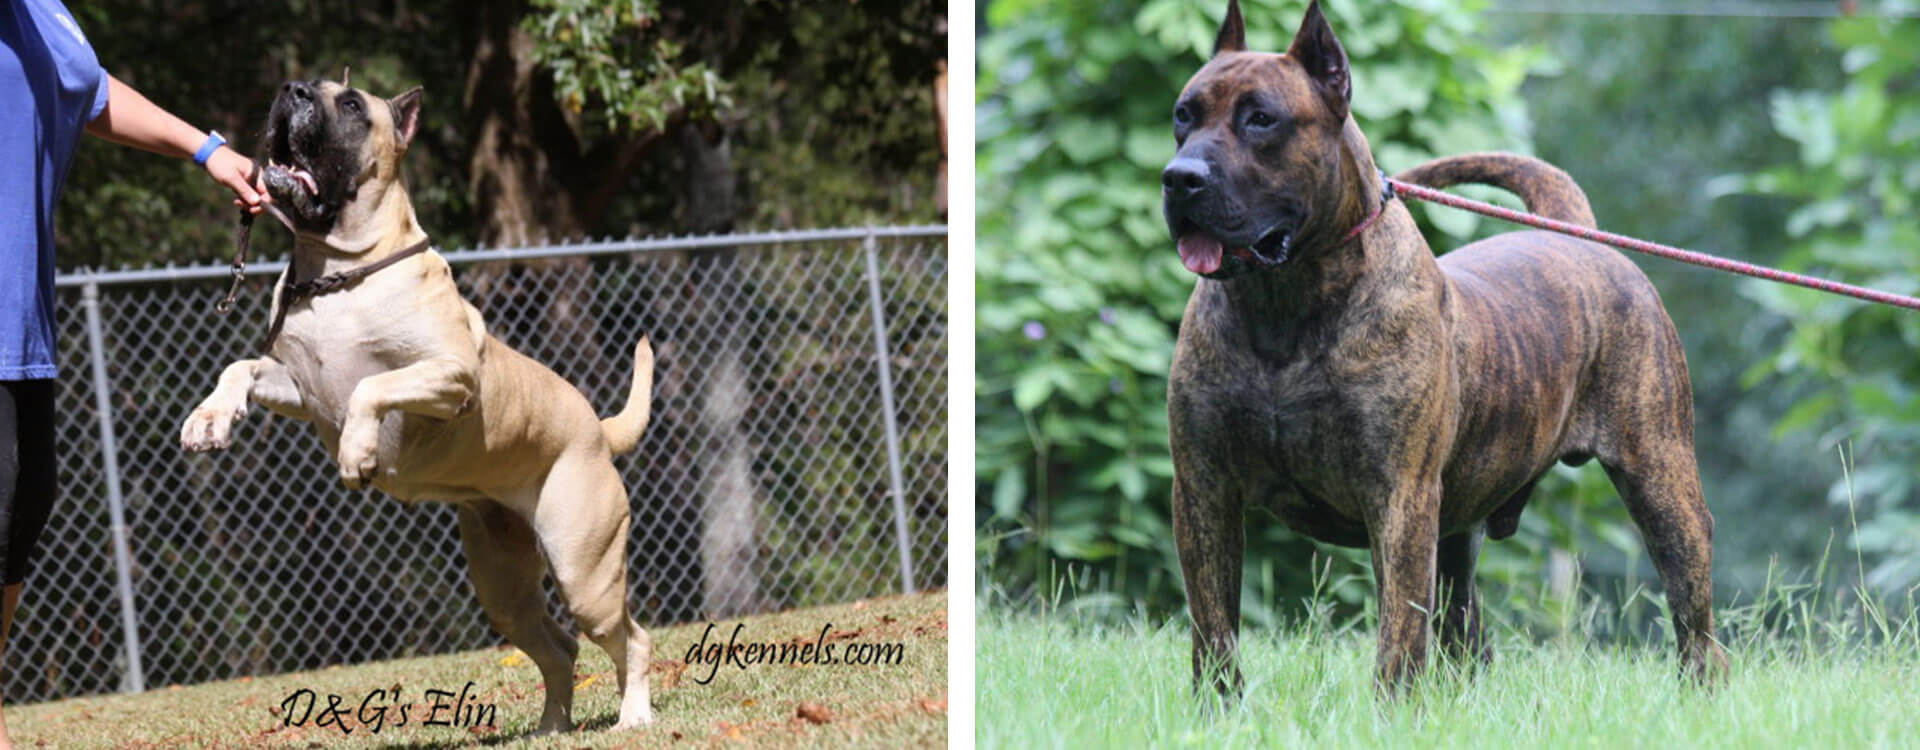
81,280,146,693
861,233,917,594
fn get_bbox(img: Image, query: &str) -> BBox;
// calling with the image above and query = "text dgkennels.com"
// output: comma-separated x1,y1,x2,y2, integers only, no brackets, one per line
684,623,906,684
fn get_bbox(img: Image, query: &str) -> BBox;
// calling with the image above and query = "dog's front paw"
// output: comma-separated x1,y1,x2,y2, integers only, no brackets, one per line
611,708,654,731
337,423,380,489
180,402,245,452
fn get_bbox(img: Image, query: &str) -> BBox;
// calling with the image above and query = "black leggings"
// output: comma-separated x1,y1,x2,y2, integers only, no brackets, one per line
0,380,56,586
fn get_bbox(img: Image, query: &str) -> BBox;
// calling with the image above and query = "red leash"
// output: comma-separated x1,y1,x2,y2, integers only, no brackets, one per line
1384,177,1920,312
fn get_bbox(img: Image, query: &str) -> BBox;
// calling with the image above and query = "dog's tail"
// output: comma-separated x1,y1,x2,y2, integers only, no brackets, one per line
1392,152,1597,229
601,337,655,456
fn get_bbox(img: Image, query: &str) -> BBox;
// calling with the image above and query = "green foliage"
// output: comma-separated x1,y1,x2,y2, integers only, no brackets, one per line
722,0,948,227
1723,7,1920,593
524,0,730,135
56,2,940,270
977,0,1553,620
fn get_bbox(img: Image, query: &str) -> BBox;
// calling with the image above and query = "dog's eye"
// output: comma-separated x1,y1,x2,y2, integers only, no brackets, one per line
1246,110,1276,128
343,98,361,114
1173,105,1193,126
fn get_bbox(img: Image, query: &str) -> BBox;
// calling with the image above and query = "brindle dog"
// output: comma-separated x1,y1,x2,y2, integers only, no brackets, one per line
1163,0,1728,696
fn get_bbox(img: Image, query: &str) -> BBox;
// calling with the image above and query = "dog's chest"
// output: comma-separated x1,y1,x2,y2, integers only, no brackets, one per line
1176,349,1346,463
270,288,440,427
1171,333,1408,544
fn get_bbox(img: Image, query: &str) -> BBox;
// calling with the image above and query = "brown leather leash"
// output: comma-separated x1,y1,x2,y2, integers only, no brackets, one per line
260,237,434,350
213,158,437,348
213,164,261,314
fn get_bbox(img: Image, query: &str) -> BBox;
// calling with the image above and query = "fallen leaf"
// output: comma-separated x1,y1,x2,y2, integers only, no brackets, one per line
917,697,947,714
795,702,833,724
740,698,757,707
651,659,687,690
498,650,527,667
574,675,597,690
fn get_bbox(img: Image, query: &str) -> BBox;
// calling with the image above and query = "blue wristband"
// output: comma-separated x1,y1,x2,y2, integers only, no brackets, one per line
192,131,226,166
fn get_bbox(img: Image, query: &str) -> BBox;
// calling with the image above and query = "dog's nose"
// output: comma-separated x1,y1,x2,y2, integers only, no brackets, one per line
283,81,313,102
1162,157,1210,198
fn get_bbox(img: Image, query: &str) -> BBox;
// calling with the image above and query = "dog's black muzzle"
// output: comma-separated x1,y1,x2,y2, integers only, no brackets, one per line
260,80,337,225
1162,157,1297,279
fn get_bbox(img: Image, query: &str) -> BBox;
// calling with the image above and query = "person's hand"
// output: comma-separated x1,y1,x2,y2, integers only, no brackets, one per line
203,146,270,214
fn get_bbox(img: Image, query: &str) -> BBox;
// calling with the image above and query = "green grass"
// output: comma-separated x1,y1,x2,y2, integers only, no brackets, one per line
977,611,1920,748
11,591,947,748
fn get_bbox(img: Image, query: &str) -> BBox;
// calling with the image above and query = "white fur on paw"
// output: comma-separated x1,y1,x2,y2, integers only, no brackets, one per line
180,403,243,452
337,424,380,488
613,707,655,730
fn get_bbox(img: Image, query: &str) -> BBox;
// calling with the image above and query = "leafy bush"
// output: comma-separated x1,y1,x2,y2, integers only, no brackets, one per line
1721,10,1920,593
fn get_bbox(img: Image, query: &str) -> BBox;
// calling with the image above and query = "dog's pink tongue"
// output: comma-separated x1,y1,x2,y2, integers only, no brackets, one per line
1178,234,1223,275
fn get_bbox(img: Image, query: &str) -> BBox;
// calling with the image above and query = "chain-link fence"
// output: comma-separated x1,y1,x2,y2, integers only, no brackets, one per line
17,226,947,704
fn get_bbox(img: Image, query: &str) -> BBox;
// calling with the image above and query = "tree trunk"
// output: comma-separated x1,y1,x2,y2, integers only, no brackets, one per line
458,0,607,386
935,59,948,216
678,123,772,617
455,0,781,621
464,0,583,245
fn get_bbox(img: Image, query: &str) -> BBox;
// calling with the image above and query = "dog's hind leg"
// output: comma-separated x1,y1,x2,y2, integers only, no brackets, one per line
1600,444,1728,686
536,454,654,730
456,500,580,733
1435,524,1490,667
1591,317,1728,686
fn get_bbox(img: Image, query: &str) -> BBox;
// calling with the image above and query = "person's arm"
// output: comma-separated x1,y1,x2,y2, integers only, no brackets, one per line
83,74,269,213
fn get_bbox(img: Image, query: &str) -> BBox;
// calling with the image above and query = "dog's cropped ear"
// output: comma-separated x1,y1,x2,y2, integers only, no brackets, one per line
1288,0,1350,122
1214,0,1245,56
389,86,424,149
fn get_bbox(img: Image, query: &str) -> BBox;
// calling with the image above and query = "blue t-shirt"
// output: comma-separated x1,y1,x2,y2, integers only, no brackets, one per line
0,0,107,379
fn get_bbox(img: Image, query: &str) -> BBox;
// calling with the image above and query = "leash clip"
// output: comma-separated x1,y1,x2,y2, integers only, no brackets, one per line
214,258,245,314
215,200,256,315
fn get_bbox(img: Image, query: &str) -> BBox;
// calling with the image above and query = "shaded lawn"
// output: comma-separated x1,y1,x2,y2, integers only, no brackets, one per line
12,591,947,748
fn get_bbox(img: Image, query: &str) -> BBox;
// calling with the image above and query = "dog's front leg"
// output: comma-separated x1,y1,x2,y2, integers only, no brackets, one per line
337,357,477,488
1366,479,1441,697
180,357,308,451
1172,471,1246,699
